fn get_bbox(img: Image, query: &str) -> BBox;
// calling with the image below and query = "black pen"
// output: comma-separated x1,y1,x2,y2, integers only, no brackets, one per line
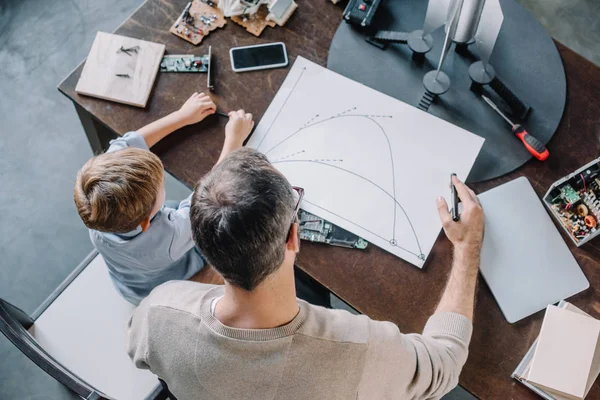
451,173,460,221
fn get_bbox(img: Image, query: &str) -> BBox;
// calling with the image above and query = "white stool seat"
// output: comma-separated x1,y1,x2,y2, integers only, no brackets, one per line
28,254,159,399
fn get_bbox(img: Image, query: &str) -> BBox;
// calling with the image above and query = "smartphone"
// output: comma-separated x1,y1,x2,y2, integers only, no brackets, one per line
229,42,288,73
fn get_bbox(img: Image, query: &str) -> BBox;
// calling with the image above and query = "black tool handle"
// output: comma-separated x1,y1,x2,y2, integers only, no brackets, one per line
451,173,460,221
490,77,530,120
372,30,409,44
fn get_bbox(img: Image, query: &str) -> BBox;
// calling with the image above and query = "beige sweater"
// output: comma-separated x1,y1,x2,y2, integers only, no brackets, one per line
127,281,472,400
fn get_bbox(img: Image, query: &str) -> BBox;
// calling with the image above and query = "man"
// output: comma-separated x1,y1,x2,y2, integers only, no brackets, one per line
127,148,485,399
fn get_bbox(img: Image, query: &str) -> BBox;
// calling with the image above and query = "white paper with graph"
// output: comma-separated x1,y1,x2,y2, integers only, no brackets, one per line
247,57,485,267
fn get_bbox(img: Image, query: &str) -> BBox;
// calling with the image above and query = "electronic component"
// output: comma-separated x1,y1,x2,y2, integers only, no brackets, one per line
170,0,226,45
544,157,600,246
231,7,277,36
298,210,368,250
576,204,589,217
559,184,581,205
343,0,383,28
220,0,263,17
159,46,214,91
584,215,597,229
268,0,296,24
160,54,209,72
226,0,297,37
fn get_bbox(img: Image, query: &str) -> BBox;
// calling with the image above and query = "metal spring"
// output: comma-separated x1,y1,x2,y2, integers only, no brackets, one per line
490,77,530,119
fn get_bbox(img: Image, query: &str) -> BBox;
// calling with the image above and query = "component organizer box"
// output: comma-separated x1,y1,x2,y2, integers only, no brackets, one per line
544,157,600,246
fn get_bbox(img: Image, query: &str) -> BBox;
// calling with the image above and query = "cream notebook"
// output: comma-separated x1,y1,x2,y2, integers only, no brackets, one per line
513,301,600,400
526,305,600,399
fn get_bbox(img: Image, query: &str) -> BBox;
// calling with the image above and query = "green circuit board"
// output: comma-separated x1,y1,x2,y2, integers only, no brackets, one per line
560,184,581,204
160,54,209,72
298,210,368,250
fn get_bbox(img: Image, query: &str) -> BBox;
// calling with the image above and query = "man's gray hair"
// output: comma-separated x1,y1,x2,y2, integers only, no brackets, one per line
190,148,295,291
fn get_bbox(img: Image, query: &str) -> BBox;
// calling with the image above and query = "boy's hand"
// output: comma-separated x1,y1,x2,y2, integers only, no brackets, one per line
176,92,216,125
225,110,254,146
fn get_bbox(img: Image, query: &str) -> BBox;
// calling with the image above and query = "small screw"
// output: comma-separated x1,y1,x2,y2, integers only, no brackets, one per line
115,73,130,78
117,45,140,56
117,46,131,56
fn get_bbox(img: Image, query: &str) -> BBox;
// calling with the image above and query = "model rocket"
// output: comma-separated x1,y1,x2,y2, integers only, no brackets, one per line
421,0,504,94
370,0,528,118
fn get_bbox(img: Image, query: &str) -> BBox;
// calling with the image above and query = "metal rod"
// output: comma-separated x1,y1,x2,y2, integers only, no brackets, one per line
435,0,463,79
481,95,514,126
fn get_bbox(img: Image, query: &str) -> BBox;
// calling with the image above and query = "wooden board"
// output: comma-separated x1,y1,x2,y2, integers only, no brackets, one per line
169,1,226,45
75,32,164,108
231,6,276,37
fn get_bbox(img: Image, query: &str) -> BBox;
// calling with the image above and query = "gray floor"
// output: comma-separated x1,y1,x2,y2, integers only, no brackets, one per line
0,0,597,398
0,0,187,398
519,0,600,66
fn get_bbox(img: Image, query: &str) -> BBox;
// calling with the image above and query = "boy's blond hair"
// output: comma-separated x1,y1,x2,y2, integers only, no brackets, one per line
74,148,164,233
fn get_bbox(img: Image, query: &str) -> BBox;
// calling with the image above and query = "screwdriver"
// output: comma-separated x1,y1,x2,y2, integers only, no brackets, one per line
481,95,549,161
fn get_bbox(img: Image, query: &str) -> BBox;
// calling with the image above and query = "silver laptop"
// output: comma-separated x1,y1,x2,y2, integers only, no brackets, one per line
478,177,589,323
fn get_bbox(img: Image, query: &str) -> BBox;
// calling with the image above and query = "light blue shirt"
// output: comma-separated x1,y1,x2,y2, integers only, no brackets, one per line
89,132,205,305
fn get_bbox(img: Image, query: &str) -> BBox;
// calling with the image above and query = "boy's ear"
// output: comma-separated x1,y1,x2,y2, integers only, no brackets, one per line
140,216,151,232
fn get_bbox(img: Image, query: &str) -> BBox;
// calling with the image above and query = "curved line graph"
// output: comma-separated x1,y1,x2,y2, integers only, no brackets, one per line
254,67,425,261
263,114,389,156
255,67,307,150
263,114,402,235
272,159,424,259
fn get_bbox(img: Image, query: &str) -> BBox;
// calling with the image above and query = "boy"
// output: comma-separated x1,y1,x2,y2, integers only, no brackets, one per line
74,92,254,305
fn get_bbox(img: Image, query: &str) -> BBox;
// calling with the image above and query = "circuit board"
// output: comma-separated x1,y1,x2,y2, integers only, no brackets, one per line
170,0,226,45
546,160,600,245
559,184,581,205
160,54,209,72
298,210,368,250
230,6,276,37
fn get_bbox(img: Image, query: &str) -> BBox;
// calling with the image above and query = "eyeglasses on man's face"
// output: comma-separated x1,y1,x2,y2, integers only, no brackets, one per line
286,186,304,242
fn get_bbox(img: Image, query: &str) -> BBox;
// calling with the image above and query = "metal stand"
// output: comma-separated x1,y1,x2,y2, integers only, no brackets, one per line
370,30,433,64
327,0,566,182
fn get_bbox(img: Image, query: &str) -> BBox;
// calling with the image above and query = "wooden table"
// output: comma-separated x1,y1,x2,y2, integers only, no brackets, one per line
58,0,600,398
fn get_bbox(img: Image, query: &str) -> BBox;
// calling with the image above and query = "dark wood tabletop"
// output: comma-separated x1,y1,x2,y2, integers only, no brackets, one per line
58,0,600,398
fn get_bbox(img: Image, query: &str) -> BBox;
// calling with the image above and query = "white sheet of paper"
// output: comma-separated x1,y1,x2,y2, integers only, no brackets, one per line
247,57,484,267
